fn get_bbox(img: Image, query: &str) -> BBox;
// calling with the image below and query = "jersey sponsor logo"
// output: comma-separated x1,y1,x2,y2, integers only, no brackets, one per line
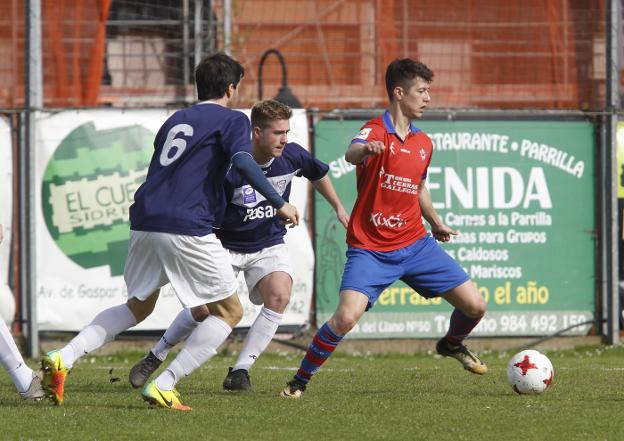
379,172,419,195
243,186,257,203
243,205,277,222
354,128,372,140
231,171,298,208
370,211,407,228
400,148,411,154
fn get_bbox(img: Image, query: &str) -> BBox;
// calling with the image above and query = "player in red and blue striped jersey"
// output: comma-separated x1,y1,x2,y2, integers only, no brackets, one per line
281,59,488,399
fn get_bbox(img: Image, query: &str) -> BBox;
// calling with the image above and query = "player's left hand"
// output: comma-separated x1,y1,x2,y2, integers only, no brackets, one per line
335,207,350,229
276,202,299,228
431,223,458,242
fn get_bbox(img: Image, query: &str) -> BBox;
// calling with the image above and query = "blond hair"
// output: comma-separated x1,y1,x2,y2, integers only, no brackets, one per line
250,99,292,129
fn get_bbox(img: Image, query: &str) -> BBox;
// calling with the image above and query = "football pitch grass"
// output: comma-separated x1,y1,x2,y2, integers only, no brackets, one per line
1,344,623,441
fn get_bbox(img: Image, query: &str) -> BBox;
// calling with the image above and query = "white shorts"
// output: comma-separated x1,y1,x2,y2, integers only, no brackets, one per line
124,231,238,308
230,244,293,305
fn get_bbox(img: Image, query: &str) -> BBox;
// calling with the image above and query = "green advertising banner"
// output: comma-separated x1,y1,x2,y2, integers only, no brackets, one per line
315,118,595,338
617,122,624,198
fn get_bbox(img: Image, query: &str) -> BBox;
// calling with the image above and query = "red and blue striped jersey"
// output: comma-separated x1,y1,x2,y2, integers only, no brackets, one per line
346,111,433,251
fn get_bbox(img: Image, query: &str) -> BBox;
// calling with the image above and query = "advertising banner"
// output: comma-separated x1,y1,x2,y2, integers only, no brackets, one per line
36,109,313,331
0,116,14,324
315,118,595,338
617,122,624,198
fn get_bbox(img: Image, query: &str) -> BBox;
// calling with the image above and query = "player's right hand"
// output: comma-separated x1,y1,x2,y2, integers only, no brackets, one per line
365,140,385,156
277,202,299,228
431,223,458,243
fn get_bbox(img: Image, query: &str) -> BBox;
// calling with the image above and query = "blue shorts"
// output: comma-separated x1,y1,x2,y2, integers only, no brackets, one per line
339,234,469,309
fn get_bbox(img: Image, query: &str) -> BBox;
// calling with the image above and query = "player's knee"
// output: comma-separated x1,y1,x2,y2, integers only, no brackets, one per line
220,305,243,327
477,298,487,317
465,296,487,319
263,290,291,313
209,294,243,327
227,302,244,326
190,305,210,322
126,294,158,322
330,313,359,335
129,307,152,323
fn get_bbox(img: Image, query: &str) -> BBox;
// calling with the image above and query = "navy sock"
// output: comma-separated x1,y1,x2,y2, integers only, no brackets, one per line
445,308,482,345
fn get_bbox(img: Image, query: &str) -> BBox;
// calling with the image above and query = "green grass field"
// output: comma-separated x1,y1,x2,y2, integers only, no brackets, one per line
1,344,623,441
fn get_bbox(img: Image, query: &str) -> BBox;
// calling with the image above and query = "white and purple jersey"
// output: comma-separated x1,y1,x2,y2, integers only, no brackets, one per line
130,103,252,236
217,142,328,253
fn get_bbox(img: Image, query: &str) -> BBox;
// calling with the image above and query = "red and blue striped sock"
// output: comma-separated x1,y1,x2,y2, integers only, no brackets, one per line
294,323,343,385
445,308,482,346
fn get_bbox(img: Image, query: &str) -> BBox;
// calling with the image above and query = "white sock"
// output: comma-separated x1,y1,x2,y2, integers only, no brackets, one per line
60,304,137,369
233,307,282,372
0,321,34,393
155,315,231,391
151,308,200,362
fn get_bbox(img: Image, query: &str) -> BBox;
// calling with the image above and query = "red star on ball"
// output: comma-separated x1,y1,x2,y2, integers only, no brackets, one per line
514,355,538,375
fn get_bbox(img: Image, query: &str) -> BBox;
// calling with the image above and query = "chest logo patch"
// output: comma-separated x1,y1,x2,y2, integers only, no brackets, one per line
242,186,257,203
355,128,372,140
419,148,427,161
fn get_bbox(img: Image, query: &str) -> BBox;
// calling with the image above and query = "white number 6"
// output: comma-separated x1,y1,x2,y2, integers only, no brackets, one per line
159,124,194,166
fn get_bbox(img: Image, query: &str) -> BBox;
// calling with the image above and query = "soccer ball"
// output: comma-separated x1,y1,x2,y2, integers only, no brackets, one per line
507,349,554,394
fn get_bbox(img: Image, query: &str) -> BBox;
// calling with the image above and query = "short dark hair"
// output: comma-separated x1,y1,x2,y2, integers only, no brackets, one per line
251,99,293,129
385,59,434,101
195,53,245,101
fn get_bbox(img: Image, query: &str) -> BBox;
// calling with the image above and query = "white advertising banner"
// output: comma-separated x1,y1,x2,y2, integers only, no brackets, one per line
35,108,313,331
0,116,14,325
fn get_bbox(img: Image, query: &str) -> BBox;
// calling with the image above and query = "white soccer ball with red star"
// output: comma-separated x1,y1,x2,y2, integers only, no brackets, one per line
507,349,554,394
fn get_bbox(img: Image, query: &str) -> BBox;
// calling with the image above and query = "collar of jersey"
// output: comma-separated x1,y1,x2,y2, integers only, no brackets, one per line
259,157,275,168
196,100,223,106
382,111,421,138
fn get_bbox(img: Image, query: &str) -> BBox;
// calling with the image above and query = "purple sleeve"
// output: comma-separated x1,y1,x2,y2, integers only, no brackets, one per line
221,111,252,159
291,143,329,181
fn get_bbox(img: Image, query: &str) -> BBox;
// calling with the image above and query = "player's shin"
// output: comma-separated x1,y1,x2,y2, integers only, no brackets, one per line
294,322,343,385
444,308,482,345
233,307,282,371
60,304,137,369
0,321,35,393
155,315,232,391
152,308,201,361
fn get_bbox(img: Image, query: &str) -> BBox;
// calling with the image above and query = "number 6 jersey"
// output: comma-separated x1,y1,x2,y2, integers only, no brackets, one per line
130,103,252,236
